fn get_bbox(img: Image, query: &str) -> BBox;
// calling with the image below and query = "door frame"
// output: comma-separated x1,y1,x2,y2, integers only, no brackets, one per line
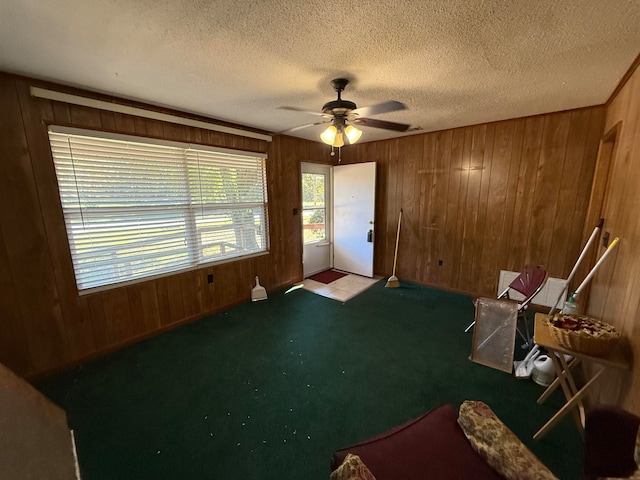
301,162,333,277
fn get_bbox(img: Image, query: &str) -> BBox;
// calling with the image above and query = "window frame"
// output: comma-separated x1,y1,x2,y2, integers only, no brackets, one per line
47,126,270,295
301,171,328,245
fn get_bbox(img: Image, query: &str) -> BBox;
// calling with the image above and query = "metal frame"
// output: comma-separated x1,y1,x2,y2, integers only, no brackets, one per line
465,266,548,350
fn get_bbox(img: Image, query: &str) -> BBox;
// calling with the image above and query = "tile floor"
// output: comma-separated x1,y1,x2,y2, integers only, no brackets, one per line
302,272,382,302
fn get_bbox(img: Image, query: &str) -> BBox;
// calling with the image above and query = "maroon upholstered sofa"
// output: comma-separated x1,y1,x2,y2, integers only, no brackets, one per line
331,403,640,480
331,403,503,480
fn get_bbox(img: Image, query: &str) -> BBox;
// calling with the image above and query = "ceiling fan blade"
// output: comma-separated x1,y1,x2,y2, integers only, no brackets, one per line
352,117,412,132
279,120,331,134
278,106,328,117
351,100,407,117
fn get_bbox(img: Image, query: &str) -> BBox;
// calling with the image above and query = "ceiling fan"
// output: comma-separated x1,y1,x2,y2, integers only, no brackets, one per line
280,78,413,147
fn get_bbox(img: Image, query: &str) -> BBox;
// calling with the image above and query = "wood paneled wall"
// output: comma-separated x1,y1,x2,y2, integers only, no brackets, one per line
0,73,328,378
341,108,606,297
586,60,640,414
0,70,614,384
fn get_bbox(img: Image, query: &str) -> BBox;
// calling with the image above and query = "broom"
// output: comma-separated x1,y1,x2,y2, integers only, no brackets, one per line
385,209,403,288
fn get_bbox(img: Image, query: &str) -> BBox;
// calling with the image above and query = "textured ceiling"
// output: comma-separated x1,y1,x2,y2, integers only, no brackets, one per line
1,0,639,143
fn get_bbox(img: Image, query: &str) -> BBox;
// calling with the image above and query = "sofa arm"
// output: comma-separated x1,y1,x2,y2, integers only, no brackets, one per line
331,404,502,480
457,400,558,480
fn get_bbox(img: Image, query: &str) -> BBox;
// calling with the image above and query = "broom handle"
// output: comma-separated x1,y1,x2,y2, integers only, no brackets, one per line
573,236,620,299
566,219,603,286
549,219,603,314
392,209,403,275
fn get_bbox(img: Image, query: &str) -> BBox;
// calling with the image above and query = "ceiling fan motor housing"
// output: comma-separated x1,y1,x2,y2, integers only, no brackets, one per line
322,99,357,115
322,78,357,115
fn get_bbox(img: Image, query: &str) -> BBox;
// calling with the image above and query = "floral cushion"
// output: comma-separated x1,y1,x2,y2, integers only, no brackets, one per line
457,400,558,480
330,454,376,480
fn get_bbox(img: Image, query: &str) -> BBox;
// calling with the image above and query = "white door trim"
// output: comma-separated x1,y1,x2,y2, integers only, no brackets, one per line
301,163,333,277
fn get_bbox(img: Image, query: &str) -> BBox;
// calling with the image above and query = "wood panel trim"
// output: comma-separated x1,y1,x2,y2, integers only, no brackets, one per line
606,52,640,106
578,121,622,306
32,87,272,142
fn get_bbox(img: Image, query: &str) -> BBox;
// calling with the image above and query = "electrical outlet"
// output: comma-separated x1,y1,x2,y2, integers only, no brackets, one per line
438,260,443,266
207,274,213,284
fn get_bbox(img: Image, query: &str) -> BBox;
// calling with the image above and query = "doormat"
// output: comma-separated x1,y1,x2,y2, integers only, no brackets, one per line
308,269,348,284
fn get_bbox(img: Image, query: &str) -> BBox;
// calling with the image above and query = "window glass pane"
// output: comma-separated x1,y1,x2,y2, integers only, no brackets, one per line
302,173,325,207
303,208,325,243
196,206,266,262
65,210,190,290
302,173,326,243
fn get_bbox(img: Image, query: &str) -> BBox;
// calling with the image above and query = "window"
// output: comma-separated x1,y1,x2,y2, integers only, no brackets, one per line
301,172,326,243
48,127,268,292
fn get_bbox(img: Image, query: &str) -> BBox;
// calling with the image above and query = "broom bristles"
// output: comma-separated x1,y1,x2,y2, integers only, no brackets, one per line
385,275,400,288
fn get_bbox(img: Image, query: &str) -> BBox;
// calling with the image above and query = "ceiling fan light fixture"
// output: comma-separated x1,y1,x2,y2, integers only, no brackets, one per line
344,125,362,144
282,78,411,151
320,125,337,145
333,131,345,148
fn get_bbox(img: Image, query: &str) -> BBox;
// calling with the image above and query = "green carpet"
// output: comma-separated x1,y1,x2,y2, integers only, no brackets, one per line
36,282,584,479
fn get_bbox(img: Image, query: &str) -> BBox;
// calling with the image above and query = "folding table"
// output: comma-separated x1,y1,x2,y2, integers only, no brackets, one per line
532,313,629,440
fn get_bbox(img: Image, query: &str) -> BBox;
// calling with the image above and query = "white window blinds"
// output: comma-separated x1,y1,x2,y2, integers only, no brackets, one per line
48,128,268,292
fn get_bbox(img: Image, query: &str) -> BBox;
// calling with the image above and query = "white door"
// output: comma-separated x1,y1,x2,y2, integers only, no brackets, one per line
302,163,332,277
333,162,376,277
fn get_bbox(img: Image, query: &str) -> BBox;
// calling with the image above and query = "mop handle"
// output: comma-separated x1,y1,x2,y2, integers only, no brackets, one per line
549,221,603,314
573,236,620,298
